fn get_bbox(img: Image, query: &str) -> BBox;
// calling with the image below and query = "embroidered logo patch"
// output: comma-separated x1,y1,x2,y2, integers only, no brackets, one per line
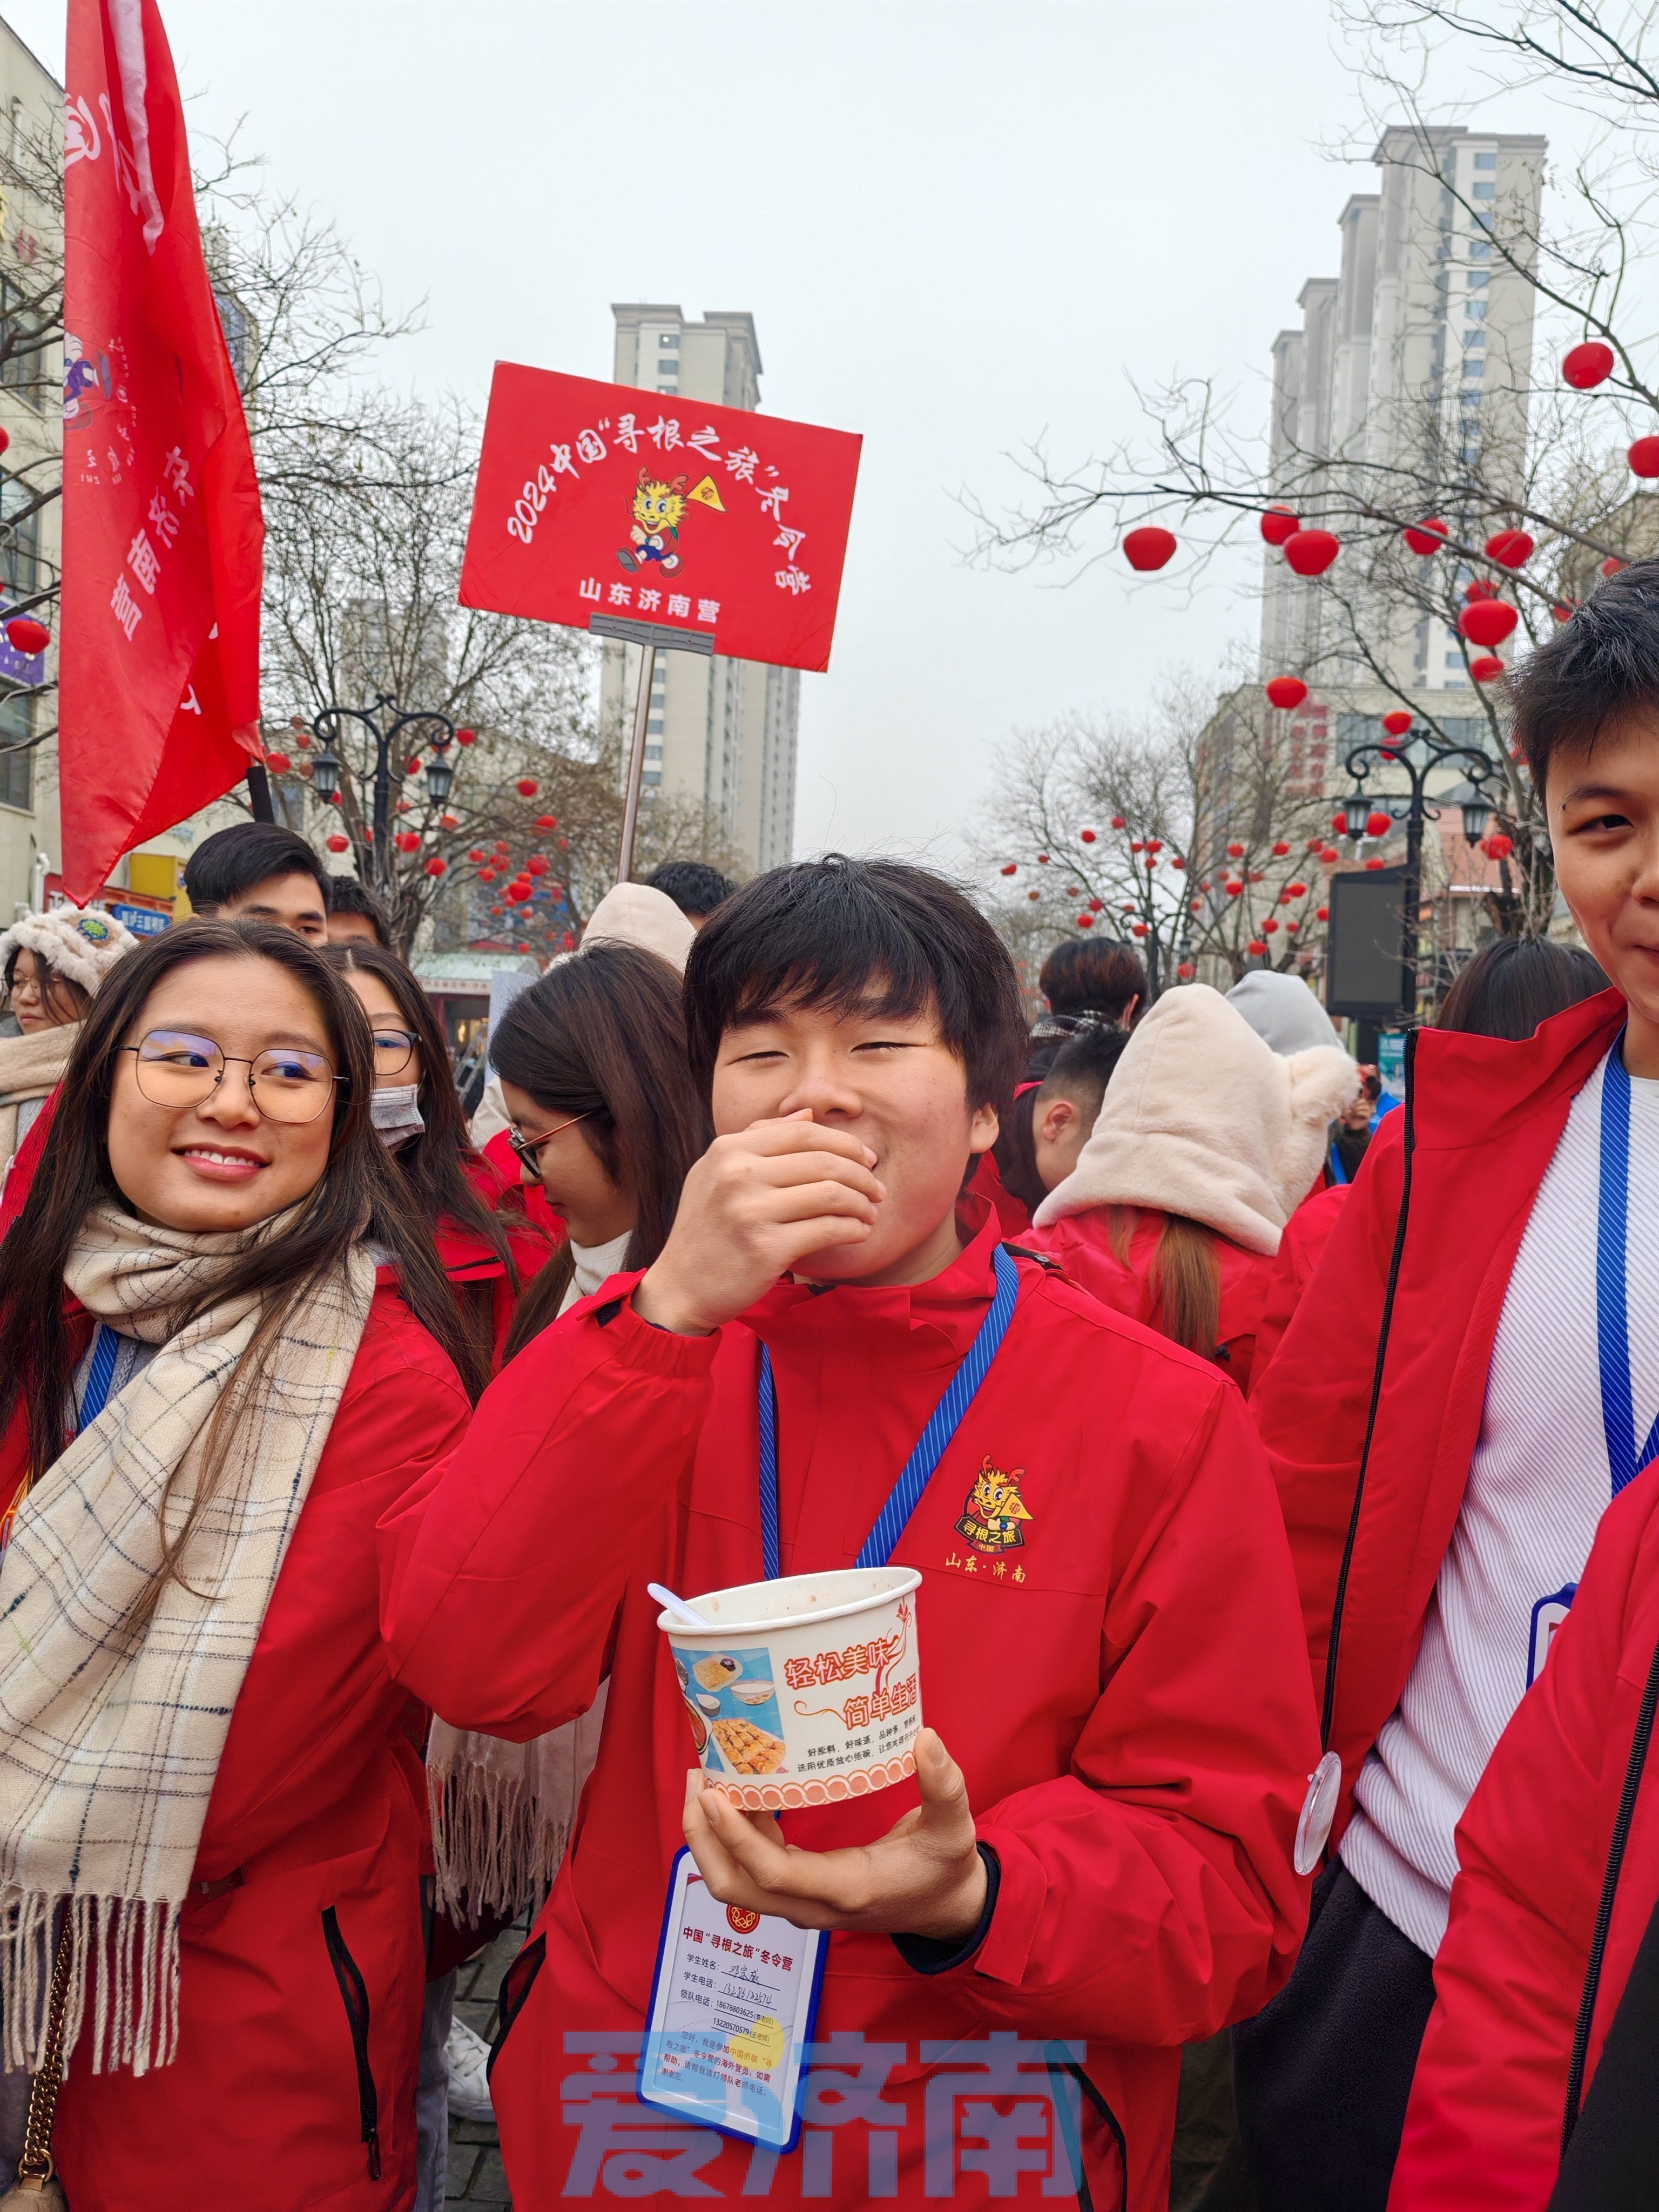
954,1455,1033,1554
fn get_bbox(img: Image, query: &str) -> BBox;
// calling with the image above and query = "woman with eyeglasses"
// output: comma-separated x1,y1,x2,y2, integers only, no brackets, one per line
0,920,476,2210
323,942,552,1372
489,941,710,1359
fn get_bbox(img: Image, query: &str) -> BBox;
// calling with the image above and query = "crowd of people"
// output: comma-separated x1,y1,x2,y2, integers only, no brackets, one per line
2,567,1658,2210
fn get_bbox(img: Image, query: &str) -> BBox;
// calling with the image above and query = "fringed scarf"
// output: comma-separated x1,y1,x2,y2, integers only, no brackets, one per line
0,1203,374,2076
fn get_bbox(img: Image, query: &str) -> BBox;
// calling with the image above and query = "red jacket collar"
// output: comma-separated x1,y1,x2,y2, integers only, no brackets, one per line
1411,985,1626,1150
742,1195,1004,1364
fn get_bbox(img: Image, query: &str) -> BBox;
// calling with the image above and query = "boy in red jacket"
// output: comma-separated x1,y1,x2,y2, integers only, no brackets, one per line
381,857,1317,2210
1236,558,1659,2209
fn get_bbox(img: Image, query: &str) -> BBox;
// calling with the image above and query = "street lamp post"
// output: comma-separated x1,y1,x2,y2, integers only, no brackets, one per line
1339,724,1502,1020
306,693,456,898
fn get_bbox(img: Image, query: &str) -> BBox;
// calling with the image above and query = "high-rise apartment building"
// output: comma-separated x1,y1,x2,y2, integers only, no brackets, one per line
598,305,799,876
1262,126,1546,691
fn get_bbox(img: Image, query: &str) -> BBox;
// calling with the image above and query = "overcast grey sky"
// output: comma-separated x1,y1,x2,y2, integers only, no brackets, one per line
5,0,1552,864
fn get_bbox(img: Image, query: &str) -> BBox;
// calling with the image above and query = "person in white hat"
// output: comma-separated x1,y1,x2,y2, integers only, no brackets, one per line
0,907,139,1166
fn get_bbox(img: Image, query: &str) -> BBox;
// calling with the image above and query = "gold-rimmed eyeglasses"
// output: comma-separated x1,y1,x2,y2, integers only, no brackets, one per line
118,1030,341,1125
505,1110,593,1171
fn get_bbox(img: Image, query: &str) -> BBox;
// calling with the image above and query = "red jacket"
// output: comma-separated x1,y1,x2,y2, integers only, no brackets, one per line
1251,1182,1350,1381
969,1149,1033,1237
381,1208,1318,2209
1251,987,1626,1840
440,1152,556,1366
0,1084,56,1239
1024,1205,1278,1395
42,1285,472,2212
1389,1462,1659,2210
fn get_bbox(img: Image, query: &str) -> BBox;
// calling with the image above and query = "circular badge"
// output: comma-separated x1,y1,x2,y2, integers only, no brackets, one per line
1294,1751,1343,1877
74,914,112,943
725,1905,761,1936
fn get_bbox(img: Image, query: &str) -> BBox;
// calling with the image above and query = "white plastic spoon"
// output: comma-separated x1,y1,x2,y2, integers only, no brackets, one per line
648,1581,714,1629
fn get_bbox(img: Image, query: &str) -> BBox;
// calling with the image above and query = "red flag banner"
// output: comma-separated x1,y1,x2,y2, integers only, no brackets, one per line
60,0,263,903
460,366,861,673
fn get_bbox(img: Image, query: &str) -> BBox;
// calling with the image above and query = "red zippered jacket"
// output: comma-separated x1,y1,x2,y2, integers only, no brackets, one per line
1023,1205,1278,1395
1388,1461,1659,2209
381,1207,1318,2209
39,1283,471,2212
1251,987,1626,1836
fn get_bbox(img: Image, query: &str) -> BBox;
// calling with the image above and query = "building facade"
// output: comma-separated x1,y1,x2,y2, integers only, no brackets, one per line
598,304,798,875
1262,125,1547,692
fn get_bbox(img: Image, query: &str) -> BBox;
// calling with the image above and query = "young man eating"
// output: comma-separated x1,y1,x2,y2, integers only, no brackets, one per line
382,855,1317,2210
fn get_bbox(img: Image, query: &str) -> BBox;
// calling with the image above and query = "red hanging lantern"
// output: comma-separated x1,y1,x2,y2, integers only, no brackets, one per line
1130,840,1144,854
1402,518,1447,556
536,813,557,830
1027,889,1041,901
527,854,550,876
1171,855,1185,870
1122,525,1177,571
1364,857,1385,871
395,798,411,814
1262,919,1279,935
1036,853,1050,864
1000,862,1017,876
1602,556,1626,579
507,884,531,904
1110,814,1127,829
1080,827,1096,843
1265,675,1309,710
1088,897,1103,912
468,848,485,862
1226,841,1245,858
1247,939,1268,956
1271,840,1290,857
1250,870,1265,884
1366,811,1392,838
1485,529,1535,569
1283,528,1340,576
1459,599,1520,646
424,856,447,877
1629,436,1659,478
325,833,349,853
1131,922,1148,938
1287,880,1308,898
1317,905,1330,922
1381,710,1413,737
1177,961,1196,979
1485,832,1515,860
1066,886,1080,898
395,831,421,853
440,811,460,830
293,729,312,748
1225,881,1244,898
455,727,476,746
4,616,50,656
517,942,532,955
1562,340,1616,389
1465,576,1498,601
264,751,292,775
1076,913,1095,929
489,904,504,918
1320,846,1340,865
516,778,539,798
1471,655,1507,682
404,756,422,776
1260,506,1299,545
1553,602,1577,623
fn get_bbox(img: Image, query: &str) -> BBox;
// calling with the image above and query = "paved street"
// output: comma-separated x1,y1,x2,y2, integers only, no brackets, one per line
446,1925,521,2207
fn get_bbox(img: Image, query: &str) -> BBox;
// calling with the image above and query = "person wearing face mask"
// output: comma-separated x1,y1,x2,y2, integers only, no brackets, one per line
323,942,551,1375
0,920,475,2209
0,908,138,1192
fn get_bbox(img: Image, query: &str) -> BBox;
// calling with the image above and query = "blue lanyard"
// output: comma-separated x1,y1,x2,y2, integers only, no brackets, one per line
1328,1142,1348,1187
757,1243,1021,1580
1597,1041,1659,1495
77,1325,122,1431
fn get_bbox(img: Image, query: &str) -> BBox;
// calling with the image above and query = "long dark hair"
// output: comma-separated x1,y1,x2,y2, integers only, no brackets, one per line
1436,935,1608,1040
492,943,710,1359
321,940,536,1375
0,922,486,1568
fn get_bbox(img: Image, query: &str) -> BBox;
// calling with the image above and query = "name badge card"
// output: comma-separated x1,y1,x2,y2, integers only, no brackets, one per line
639,1849,826,2150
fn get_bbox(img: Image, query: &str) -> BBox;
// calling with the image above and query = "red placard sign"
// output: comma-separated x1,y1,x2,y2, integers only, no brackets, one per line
460,365,861,672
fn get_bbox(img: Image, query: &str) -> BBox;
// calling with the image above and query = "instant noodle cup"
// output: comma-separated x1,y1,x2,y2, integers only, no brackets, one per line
659,1566,923,1812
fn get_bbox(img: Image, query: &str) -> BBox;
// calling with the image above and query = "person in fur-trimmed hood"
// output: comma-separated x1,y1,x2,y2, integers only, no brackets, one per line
1023,982,1358,1395
0,907,138,1170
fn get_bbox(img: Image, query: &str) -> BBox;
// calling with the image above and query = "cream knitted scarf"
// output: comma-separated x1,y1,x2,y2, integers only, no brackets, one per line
0,1202,374,2076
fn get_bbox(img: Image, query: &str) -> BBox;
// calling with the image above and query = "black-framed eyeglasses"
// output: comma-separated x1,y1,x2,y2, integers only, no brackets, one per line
506,1110,592,1171
369,1027,416,1077
119,1030,341,1125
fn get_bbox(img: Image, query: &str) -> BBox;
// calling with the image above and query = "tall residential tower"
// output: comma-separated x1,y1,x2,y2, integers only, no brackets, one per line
598,304,799,875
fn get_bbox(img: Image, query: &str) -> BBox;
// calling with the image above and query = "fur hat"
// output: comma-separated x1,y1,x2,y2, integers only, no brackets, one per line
0,906,140,997
579,882,696,975
1033,982,1360,1256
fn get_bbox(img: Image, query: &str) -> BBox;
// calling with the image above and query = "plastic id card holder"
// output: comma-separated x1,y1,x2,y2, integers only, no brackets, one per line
638,1847,827,2152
